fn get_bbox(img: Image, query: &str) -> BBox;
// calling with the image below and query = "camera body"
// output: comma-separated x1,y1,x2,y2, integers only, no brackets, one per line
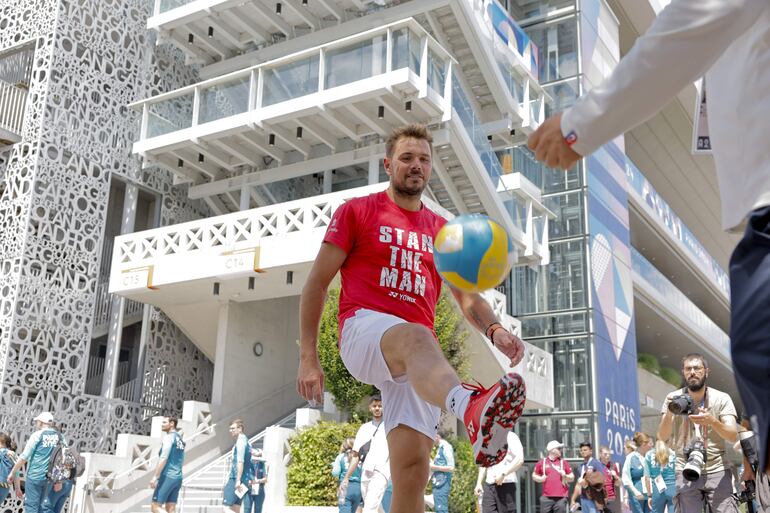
682,439,706,482
668,394,695,415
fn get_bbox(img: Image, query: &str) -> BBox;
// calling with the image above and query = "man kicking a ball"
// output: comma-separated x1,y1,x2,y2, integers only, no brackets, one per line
297,123,527,513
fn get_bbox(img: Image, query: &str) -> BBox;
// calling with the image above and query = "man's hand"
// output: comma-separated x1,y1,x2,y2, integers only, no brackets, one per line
634,491,644,501
527,114,581,170
688,407,716,427
495,474,505,486
149,476,157,489
297,354,325,405
474,484,483,496
492,330,525,367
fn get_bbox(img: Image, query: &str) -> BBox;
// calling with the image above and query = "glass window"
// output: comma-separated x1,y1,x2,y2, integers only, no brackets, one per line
528,337,592,412
546,191,584,239
199,76,249,124
517,414,593,460
262,174,322,203
497,146,581,193
520,311,589,338
263,56,319,107
509,0,576,23
525,16,579,83
513,239,587,314
427,49,446,94
325,34,387,89
543,77,580,114
391,28,421,73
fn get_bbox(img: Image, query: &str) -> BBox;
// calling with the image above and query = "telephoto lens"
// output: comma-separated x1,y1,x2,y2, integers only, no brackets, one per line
683,440,706,481
668,394,694,415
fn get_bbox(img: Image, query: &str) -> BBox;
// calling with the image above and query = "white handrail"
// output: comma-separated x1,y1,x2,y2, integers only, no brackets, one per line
94,381,297,489
0,79,27,136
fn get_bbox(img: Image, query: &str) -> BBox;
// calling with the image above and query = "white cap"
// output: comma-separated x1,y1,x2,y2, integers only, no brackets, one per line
546,440,564,452
33,412,54,424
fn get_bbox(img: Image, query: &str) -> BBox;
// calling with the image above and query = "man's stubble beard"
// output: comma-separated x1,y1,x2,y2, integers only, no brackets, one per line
687,377,706,392
392,175,426,198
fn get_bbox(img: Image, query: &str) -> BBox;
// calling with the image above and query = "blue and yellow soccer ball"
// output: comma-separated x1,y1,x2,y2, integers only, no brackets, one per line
434,214,515,293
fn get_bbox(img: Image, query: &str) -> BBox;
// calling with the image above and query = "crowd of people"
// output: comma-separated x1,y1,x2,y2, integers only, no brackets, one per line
320,353,770,513
0,412,81,513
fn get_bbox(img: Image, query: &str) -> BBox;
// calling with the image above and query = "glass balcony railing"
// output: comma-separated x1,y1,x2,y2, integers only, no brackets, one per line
625,159,730,299
451,73,528,235
631,247,730,359
136,20,450,142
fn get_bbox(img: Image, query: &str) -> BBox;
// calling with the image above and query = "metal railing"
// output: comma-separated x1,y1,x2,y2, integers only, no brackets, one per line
0,79,27,136
0,45,34,85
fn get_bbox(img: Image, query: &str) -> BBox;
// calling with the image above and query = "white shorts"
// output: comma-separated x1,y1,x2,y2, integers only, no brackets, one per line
339,308,441,440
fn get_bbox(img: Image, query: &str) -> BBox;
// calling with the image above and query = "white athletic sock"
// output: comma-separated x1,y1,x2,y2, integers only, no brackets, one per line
445,385,472,420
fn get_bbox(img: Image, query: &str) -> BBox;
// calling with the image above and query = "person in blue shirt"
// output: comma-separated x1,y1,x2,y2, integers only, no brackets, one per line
332,438,362,513
571,442,604,513
0,433,21,505
429,433,455,513
242,447,267,513
644,440,676,513
7,411,60,513
622,434,651,513
41,425,75,513
149,416,185,513
223,419,253,513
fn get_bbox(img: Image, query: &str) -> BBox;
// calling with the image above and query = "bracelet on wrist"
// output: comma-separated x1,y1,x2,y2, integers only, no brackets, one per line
485,322,502,340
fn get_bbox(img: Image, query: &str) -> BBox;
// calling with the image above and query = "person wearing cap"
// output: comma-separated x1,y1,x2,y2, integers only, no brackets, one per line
533,441,574,513
7,412,61,513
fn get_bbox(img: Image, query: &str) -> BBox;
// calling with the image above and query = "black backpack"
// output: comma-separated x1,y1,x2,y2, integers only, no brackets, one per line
47,434,85,482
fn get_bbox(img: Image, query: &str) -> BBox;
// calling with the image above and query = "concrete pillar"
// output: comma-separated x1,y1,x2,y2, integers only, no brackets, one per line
368,156,380,185
101,182,138,398
209,297,304,432
323,169,333,194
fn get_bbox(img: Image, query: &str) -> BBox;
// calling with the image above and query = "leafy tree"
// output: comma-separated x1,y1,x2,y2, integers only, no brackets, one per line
319,288,471,414
317,288,375,415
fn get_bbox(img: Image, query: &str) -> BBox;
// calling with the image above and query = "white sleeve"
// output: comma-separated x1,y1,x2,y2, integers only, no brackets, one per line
352,424,369,453
505,433,524,473
560,0,766,157
622,455,641,496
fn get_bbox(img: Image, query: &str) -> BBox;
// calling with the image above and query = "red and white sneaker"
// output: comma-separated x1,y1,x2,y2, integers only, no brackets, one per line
462,373,526,467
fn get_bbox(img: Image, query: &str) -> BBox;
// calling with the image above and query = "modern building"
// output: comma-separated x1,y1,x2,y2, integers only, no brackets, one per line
0,0,739,511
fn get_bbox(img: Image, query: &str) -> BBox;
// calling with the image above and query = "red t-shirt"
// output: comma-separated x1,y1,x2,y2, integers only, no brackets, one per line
323,191,446,334
603,461,620,500
534,457,572,498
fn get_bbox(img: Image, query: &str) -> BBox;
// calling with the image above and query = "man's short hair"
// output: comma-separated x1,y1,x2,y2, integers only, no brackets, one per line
681,353,708,369
579,441,592,449
599,445,611,453
231,418,244,430
385,124,433,159
369,395,382,404
167,416,178,428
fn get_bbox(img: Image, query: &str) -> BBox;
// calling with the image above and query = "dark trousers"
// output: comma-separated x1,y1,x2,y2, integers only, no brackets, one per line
729,205,770,473
482,482,516,513
540,496,568,513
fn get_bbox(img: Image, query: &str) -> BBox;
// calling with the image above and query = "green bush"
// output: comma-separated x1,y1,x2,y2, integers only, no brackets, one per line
286,421,361,506
447,437,477,513
435,291,471,382
637,352,661,375
659,367,682,387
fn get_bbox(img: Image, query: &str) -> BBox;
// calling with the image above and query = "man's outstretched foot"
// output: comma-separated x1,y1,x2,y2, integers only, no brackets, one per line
463,373,526,467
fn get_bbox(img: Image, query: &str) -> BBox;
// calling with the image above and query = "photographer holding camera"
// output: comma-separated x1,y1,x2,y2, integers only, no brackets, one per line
657,354,739,513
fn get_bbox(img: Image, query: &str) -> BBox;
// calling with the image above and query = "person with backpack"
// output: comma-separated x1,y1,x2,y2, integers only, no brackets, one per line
0,433,22,504
41,425,79,513
571,442,607,513
149,416,185,513
7,411,60,513
428,432,455,513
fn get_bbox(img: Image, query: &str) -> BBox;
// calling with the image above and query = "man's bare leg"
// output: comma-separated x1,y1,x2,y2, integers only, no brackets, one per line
388,425,434,513
165,503,176,513
380,323,459,407
150,503,163,513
